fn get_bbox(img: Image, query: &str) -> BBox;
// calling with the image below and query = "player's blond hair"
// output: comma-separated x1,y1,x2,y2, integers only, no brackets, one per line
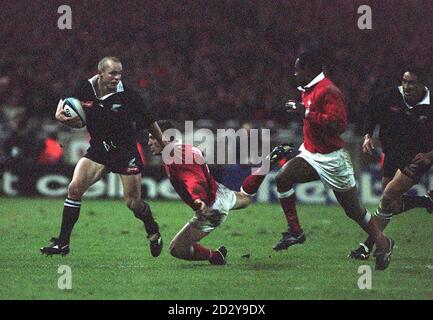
98,56,122,72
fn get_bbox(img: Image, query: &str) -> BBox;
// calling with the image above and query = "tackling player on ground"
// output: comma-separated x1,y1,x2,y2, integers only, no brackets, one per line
149,121,295,265
273,51,394,270
41,57,165,257
349,65,433,260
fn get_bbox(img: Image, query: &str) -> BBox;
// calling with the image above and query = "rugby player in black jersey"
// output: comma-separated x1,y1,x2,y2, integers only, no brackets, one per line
349,66,433,260
41,57,165,257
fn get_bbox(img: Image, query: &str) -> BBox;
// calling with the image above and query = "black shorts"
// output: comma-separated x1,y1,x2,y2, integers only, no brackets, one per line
383,152,431,182
84,144,144,175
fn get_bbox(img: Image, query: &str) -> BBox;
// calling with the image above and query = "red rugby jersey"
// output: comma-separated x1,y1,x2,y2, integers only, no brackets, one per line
163,144,218,210
301,75,348,153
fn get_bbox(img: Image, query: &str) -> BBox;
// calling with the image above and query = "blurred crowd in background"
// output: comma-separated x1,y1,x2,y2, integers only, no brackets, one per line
0,0,431,167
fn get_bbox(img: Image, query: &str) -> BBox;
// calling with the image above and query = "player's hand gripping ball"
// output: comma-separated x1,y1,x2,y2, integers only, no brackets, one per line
62,97,87,128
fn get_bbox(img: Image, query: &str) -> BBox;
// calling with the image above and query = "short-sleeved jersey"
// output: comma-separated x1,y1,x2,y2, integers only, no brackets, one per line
163,144,218,211
364,86,433,157
66,75,155,153
300,74,348,154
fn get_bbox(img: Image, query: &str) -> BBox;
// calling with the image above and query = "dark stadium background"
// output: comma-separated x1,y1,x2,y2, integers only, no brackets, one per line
1,0,432,200
1,0,433,302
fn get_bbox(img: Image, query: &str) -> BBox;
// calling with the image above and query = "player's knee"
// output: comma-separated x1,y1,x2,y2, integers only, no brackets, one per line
168,241,179,257
126,197,141,212
380,191,400,212
275,172,292,191
67,182,85,199
169,240,188,259
241,196,252,208
236,194,252,209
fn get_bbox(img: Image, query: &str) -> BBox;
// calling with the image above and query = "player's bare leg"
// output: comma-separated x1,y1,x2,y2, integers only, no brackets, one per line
377,171,414,227
273,157,319,251
381,177,393,191
121,174,162,257
350,170,419,260
41,158,106,255
334,187,394,270
334,187,389,245
169,223,208,258
232,143,297,209
169,222,227,265
232,192,253,210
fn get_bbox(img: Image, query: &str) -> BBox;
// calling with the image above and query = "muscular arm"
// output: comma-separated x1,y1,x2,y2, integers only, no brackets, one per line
148,121,167,147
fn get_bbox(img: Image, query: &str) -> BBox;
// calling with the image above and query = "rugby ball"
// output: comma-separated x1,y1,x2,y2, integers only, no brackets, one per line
63,97,87,127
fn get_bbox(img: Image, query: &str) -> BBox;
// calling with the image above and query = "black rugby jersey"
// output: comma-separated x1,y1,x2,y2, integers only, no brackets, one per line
65,75,155,152
364,86,433,157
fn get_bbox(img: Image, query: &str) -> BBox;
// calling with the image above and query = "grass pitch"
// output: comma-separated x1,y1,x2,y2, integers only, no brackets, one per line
1,198,433,300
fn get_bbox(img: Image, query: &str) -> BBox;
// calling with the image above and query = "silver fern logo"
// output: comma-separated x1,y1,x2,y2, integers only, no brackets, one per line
111,104,122,112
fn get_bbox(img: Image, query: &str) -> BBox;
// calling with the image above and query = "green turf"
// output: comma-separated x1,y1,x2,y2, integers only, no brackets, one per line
0,197,432,300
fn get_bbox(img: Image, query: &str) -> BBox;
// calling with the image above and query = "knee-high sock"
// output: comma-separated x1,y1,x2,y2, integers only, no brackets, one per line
241,157,289,197
278,189,301,234
59,198,81,244
190,243,214,260
133,202,159,236
241,174,266,196
364,208,392,249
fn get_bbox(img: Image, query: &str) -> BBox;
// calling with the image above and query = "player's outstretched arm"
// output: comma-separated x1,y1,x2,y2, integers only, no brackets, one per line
148,121,169,147
55,99,82,128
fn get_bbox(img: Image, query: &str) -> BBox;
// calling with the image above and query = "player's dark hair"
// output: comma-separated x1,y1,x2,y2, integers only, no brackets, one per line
157,120,179,142
157,120,177,133
297,51,323,75
403,64,429,85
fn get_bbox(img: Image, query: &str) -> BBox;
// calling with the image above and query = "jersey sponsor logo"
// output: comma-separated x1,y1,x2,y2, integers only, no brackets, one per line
82,101,94,108
111,104,122,112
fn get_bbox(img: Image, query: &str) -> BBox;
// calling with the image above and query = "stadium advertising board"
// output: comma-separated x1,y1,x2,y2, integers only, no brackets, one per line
1,165,432,205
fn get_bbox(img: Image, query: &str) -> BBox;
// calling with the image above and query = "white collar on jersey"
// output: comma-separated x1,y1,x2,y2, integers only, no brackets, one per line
398,86,430,109
297,72,325,92
88,74,124,100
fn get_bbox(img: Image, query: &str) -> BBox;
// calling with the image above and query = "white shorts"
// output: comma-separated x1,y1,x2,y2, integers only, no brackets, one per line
297,144,356,191
189,182,237,232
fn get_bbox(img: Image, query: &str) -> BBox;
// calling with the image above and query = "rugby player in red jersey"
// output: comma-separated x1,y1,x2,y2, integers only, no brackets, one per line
149,121,295,265
273,51,394,270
